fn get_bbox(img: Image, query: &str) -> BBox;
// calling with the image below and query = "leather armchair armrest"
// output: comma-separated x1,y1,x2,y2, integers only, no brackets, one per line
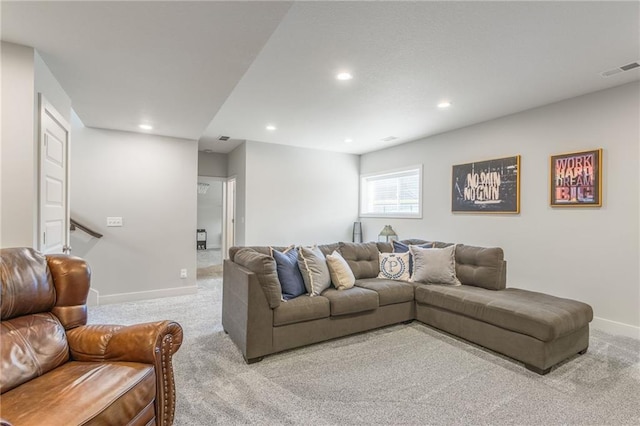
67,321,183,363
67,320,183,425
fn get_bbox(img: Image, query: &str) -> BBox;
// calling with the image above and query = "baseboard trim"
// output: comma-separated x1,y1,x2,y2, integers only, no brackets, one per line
592,316,640,340
97,286,198,305
87,289,99,307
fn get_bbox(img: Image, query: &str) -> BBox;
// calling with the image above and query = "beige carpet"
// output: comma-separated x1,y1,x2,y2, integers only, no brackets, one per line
88,277,640,425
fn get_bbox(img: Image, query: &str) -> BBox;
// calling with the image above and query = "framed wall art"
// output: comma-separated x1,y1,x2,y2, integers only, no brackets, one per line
451,155,520,213
550,148,602,207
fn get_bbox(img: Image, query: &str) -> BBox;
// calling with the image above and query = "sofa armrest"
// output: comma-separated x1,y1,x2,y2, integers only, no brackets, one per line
67,320,183,425
222,259,273,361
67,321,182,362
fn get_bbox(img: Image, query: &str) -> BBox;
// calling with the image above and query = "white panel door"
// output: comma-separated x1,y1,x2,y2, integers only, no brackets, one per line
39,95,70,254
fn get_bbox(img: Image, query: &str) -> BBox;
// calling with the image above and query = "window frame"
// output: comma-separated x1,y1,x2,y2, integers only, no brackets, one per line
359,165,423,219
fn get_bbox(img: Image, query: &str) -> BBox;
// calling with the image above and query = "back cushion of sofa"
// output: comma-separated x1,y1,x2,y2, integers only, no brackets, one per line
338,242,380,279
1,313,70,393
233,248,282,308
455,245,505,290
1,248,55,320
318,243,340,257
229,246,285,261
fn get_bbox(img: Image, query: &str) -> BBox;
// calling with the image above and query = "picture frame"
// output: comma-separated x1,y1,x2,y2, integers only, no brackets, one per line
451,155,520,213
550,148,602,207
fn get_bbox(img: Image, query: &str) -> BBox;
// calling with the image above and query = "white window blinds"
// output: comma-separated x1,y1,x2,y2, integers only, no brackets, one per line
360,166,422,217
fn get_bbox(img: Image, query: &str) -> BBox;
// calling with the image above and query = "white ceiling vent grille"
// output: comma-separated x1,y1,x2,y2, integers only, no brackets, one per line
218,135,230,141
600,61,640,78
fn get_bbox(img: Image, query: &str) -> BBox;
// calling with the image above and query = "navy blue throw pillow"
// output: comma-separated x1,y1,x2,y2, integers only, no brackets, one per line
272,248,306,300
393,240,434,276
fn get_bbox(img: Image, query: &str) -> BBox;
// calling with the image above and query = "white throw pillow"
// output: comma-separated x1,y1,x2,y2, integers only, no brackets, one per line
377,252,411,281
410,245,461,286
326,250,356,290
297,245,332,296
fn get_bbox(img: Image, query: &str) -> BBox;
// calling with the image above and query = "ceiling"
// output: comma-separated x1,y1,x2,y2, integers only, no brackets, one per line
2,1,639,155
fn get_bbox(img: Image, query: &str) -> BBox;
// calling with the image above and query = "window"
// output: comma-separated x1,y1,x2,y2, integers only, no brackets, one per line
360,166,422,218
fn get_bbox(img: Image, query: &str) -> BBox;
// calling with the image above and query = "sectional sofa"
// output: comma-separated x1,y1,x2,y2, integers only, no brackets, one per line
222,240,593,375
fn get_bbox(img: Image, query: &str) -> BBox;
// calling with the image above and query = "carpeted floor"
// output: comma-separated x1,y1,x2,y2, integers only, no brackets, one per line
88,276,640,425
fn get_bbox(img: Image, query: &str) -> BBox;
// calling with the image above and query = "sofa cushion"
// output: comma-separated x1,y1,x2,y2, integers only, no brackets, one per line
298,246,332,296
338,242,380,279
273,295,330,326
455,245,505,290
321,287,379,316
318,243,341,257
410,245,461,286
415,285,594,342
355,278,415,306
1,361,155,425
326,251,356,290
230,245,284,261
1,247,55,320
271,247,306,300
234,248,282,308
0,312,69,393
377,252,410,281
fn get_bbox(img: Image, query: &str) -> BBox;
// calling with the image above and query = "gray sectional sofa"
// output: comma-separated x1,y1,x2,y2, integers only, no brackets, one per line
222,240,593,375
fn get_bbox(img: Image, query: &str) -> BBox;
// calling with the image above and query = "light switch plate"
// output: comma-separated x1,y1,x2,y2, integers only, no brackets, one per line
107,217,123,227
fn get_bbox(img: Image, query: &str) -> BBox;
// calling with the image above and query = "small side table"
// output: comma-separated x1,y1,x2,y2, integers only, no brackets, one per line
197,229,207,250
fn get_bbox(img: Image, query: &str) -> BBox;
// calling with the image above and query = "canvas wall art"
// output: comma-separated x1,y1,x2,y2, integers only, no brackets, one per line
550,148,602,207
452,155,520,213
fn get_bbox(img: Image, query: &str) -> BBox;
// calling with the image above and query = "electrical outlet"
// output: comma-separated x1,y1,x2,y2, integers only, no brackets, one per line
180,269,187,279
106,217,123,227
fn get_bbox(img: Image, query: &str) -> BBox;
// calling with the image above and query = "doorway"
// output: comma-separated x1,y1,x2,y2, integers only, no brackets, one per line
196,176,224,278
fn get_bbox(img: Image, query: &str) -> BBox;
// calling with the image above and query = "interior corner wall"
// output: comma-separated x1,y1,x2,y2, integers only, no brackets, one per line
1,42,72,249
70,115,198,303
34,51,72,123
360,82,640,338
244,141,360,246
1,42,36,248
227,142,247,246
198,151,228,178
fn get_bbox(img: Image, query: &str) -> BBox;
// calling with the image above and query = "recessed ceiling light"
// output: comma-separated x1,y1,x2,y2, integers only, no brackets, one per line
138,124,153,130
336,72,353,81
266,124,277,131
344,138,353,144
437,101,452,109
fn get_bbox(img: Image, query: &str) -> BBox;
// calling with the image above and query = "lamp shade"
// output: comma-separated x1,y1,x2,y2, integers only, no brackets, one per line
378,225,398,242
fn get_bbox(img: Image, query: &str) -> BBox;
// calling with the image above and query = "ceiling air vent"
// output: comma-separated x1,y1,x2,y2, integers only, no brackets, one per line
381,136,398,142
218,135,230,141
600,61,640,78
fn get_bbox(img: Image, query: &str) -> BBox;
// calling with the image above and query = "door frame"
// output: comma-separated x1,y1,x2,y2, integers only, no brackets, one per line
38,94,71,254
222,176,236,259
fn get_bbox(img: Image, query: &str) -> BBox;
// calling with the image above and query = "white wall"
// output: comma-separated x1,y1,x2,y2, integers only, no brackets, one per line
227,142,247,245
198,151,228,177
1,42,36,248
1,42,71,249
360,82,640,338
70,114,198,304
34,51,72,124
244,140,359,246
197,177,224,249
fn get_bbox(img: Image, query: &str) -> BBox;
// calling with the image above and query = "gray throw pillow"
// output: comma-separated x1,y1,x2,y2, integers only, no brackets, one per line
298,245,332,296
410,244,461,286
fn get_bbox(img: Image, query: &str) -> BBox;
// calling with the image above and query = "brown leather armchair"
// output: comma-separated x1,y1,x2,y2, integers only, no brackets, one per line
0,247,183,425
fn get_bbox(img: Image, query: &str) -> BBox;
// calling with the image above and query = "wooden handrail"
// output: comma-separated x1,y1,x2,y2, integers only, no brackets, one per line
70,218,103,239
